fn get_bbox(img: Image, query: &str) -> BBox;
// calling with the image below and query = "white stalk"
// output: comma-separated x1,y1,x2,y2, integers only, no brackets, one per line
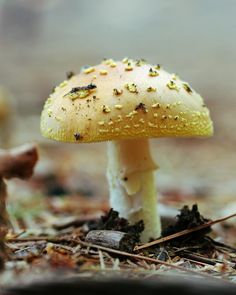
106,138,161,242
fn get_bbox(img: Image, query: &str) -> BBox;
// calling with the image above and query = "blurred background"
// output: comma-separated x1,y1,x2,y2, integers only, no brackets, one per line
0,0,236,220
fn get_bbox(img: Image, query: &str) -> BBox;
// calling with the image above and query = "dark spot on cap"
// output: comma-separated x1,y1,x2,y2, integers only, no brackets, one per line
183,83,192,93
74,133,83,141
66,71,75,79
69,83,97,94
135,102,147,113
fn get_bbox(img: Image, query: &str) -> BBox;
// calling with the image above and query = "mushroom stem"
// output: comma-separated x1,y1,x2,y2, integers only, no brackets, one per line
106,139,161,242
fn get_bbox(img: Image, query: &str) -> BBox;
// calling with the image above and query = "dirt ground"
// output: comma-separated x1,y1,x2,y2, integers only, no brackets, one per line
0,137,234,290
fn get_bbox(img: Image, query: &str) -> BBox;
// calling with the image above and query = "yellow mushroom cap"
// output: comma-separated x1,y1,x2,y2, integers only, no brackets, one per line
40,59,213,143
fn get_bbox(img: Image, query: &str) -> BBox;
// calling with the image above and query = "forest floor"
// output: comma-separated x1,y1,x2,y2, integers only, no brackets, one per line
0,142,236,290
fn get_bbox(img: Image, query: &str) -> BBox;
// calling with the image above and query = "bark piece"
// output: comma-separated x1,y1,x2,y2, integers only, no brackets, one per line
85,230,135,252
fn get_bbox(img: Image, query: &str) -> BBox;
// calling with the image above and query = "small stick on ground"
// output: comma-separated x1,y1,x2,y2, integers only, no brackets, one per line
180,252,219,266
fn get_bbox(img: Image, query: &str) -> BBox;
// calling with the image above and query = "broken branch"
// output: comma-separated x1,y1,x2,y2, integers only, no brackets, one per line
0,143,38,270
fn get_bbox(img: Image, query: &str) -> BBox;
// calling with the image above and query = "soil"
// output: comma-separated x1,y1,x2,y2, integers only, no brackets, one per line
87,209,144,245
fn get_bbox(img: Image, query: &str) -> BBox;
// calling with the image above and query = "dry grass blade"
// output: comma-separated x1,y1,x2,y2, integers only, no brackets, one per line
134,213,236,251
7,237,51,242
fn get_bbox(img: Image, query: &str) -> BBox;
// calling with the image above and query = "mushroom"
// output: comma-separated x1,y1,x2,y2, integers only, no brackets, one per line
0,143,38,269
40,59,213,242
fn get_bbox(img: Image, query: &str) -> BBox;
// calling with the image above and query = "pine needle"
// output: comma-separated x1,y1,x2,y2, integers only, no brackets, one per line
78,239,223,281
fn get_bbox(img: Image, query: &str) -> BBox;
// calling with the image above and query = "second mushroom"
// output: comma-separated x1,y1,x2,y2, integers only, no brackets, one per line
40,58,213,242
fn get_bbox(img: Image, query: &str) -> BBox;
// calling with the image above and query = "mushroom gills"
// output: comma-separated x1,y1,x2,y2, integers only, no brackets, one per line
106,139,161,242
